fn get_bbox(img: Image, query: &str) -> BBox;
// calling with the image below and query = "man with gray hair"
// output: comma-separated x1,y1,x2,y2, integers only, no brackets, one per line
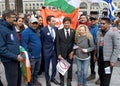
0,10,23,86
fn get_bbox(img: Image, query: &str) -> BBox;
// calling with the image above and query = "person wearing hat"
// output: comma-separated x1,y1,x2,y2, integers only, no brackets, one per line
21,17,42,86
87,16,100,84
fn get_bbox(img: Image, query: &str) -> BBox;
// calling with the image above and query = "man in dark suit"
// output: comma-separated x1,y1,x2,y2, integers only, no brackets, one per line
41,15,59,86
56,17,75,86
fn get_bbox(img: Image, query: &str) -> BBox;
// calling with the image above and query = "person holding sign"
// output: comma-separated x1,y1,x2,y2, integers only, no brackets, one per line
56,17,75,86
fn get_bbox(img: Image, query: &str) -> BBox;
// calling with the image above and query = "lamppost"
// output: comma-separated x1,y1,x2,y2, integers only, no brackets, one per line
0,0,3,17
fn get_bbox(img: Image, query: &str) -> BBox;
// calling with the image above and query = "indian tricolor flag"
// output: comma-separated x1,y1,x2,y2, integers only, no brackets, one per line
41,0,81,29
20,46,31,82
44,0,80,14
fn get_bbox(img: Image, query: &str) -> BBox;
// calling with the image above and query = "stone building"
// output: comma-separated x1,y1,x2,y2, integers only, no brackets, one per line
0,0,120,17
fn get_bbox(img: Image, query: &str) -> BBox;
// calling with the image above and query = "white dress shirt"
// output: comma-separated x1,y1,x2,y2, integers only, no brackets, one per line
48,25,55,41
64,28,70,38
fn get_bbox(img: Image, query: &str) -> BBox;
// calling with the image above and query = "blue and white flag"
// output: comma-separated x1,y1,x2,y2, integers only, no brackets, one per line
89,0,116,20
103,0,116,20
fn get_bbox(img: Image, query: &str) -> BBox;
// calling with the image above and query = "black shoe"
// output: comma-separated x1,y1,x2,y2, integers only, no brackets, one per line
118,58,120,61
46,81,51,86
67,79,71,86
51,79,60,85
60,81,64,86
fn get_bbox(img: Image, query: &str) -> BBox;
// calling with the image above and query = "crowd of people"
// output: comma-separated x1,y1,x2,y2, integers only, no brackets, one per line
0,9,120,86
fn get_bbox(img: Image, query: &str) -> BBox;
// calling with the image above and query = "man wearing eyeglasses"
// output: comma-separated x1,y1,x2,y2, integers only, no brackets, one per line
0,10,23,86
21,17,42,86
94,17,120,86
87,16,100,84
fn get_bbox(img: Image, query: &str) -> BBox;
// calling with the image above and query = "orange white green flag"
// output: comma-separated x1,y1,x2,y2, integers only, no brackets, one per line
42,0,81,29
40,8,78,29
20,46,31,82
44,0,80,14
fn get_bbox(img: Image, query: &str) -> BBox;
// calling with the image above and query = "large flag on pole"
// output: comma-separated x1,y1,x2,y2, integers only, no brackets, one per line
41,0,80,29
44,0,80,14
40,8,78,29
103,0,116,20
90,0,116,20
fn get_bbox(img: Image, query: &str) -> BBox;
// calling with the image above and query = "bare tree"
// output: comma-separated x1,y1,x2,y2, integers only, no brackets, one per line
15,0,23,14
5,0,10,10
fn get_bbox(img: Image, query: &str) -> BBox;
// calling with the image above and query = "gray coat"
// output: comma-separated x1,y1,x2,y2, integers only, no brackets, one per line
96,28,120,63
75,35,95,60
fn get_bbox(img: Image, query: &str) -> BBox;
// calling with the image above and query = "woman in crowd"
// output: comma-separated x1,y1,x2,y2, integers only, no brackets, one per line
14,17,24,44
14,17,26,86
75,24,94,86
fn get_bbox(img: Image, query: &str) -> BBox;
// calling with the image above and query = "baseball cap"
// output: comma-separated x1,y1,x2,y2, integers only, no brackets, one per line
90,15,98,20
29,17,38,24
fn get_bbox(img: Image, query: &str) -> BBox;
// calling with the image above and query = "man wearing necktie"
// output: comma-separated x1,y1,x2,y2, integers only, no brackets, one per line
56,17,75,86
50,28,55,41
66,30,69,39
41,15,59,86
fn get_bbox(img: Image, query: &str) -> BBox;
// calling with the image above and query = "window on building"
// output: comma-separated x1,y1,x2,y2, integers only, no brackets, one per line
37,7,39,9
91,3,100,10
114,2,117,6
37,3,39,6
80,2,87,9
33,7,35,9
118,5,120,8
26,4,28,6
29,4,31,6
40,3,43,6
11,4,13,6
2,4,4,7
33,3,35,6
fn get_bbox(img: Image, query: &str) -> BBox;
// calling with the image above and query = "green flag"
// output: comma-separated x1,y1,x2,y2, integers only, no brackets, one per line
44,0,80,14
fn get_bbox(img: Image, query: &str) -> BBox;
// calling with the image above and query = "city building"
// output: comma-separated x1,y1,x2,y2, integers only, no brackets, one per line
0,0,44,15
80,0,120,17
0,0,120,17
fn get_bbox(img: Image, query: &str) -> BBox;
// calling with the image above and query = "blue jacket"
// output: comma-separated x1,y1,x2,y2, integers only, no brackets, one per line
21,27,42,59
0,19,20,62
41,26,58,57
89,24,99,44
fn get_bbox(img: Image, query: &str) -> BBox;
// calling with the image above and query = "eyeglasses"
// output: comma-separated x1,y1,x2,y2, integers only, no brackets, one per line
32,22,38,24
100,23,106,25
10,16,16,18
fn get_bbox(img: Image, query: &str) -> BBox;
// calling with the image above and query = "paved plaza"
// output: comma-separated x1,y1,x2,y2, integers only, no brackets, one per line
0,60,120,86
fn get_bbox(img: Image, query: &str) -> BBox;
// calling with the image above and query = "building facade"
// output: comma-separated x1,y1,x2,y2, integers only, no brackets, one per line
0,0,120,17
80,0,120,17
0,0,44,15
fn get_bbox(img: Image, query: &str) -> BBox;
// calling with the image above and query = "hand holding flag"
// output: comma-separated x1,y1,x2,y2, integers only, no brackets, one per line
20,46,31,82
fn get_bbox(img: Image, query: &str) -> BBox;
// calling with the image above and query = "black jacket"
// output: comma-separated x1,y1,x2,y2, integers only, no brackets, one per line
56,28,75,58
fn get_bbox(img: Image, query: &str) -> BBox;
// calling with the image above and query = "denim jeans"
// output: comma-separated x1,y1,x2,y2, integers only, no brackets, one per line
28,58,41,86
76,58,90,86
